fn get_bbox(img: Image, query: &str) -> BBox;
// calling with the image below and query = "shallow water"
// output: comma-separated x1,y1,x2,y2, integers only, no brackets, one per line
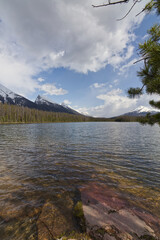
0,122,160,239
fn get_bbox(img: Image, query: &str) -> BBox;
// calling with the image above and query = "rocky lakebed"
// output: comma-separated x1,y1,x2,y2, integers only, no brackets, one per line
1,183,160,240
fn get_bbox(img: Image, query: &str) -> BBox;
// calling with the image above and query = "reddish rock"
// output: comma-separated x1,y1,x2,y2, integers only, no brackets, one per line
80,183,160,240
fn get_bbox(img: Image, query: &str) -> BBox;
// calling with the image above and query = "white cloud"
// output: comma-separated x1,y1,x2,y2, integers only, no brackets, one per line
75,107,90,116
38,77,45,82
62,99,72,105
40,83,68,95
142,34,149,40
119,58,138,74
124,45,134,60
96,89,137,115
0,47,38,97
0,0,150,95
84,89,159,118
113,79,119,85
91,82,107,89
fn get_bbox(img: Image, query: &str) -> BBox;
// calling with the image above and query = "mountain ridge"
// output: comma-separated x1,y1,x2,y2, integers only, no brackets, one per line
122,105,160,117
1,83,159,118
0,83,80,115
35,95,80,115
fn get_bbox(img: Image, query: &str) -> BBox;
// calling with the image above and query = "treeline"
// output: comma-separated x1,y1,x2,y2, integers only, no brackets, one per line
112,115,143,122
0,103,144,124
0,103,94,123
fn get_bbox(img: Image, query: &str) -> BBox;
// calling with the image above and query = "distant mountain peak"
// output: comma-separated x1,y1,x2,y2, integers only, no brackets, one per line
61,102,69,108
0,82,38,108
0,83,17,102
35,95,58,106
122,105,160,117
35,95,48,102
35,94,80,114
35,95,48,103
133,105,159,113
0,83,81,116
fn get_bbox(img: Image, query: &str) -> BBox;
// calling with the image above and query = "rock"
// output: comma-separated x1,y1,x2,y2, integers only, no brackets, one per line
73,201,86,232
56,232,91,240
0,203,24,220
0,195,41,240
0,217,37,240
80,183,160,240
37,196,76,240
0,192,41,221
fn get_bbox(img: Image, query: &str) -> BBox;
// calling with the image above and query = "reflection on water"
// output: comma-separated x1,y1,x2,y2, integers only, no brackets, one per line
0,122,160,239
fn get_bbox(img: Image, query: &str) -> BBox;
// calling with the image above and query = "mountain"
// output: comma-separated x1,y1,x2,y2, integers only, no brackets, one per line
35,95,80,115
0,83,80,115
0,83,38,109
123,106,160,117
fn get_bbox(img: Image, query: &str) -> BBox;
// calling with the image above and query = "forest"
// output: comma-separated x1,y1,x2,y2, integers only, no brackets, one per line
0,103,142,124
0,103,94,123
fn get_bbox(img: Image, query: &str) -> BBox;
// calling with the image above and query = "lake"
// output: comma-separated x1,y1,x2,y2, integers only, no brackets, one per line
0,122,160,239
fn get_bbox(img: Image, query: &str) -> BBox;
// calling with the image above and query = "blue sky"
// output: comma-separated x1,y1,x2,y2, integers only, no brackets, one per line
0,0,159,117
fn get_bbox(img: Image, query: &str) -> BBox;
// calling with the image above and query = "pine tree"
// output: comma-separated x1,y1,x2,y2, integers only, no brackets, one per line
93,0,160,124
128,0,160,125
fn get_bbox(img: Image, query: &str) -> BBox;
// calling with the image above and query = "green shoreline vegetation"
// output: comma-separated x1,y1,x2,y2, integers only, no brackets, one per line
0,103,143,124
0,102,106,124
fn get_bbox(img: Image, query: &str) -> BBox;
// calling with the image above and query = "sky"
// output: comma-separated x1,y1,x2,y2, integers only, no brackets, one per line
0,0,159,117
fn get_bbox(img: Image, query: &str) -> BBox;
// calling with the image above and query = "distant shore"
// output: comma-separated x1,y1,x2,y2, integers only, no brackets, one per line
0,102,142,124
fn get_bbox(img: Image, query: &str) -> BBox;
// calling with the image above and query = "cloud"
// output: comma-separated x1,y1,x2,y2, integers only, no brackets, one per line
40,83,68,95
81,89,159,118
38,77,45,82
0,0,149,96
113,79,119,85
91,82,107,89
75,107,90,116
0,0,148,70
142,34,149,40
62,99,72,105
96,88,137,116
119,58,138,74
0,45,38,97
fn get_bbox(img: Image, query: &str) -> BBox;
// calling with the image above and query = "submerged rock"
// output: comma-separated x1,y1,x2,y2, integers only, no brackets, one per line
37,195,76,240
80,183,160,240
0,216,37,240
73,201,86,232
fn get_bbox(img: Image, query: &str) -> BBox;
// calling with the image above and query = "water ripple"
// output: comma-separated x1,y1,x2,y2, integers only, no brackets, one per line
0,122,160,239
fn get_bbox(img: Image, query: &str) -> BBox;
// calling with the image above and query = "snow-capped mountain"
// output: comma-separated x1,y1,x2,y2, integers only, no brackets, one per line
0,83,17,101
35,95,80,115
123,106,160,117
0,83,81,115
35,95,57,106
0,83,37,108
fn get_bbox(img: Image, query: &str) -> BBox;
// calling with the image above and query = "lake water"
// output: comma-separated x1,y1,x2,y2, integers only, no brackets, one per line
0,122,160,239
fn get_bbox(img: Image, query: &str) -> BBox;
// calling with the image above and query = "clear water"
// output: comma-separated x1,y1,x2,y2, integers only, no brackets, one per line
0,122,160,239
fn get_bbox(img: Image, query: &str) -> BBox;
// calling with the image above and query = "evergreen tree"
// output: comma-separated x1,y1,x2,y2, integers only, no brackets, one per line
128,0,160,125
93,0,160,125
